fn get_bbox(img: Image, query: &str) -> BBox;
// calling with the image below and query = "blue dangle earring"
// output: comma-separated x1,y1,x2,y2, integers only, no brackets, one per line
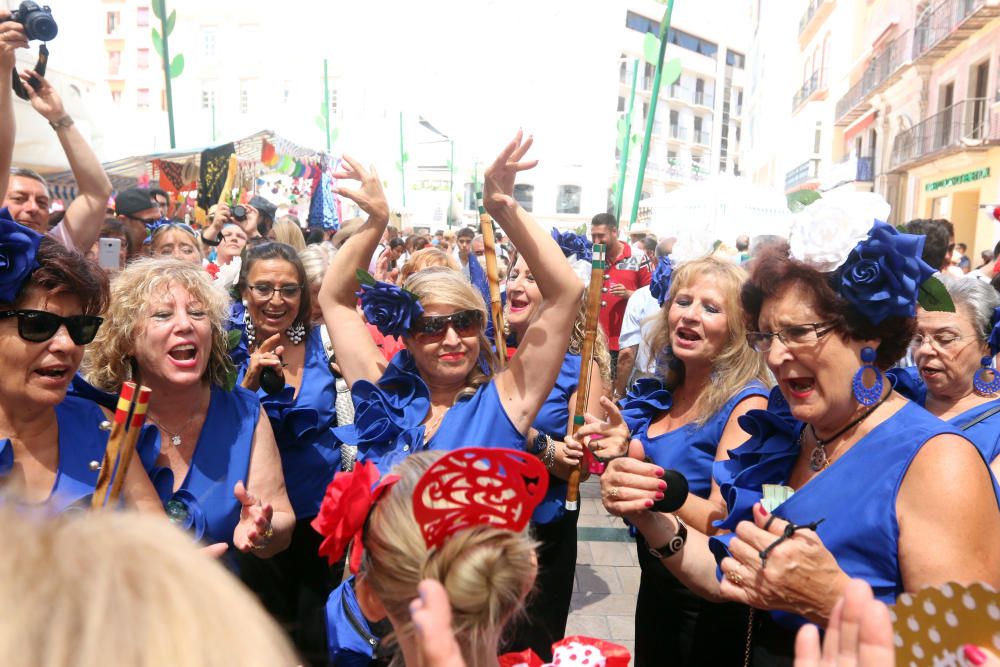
852,346,883,406
974,355,1000,395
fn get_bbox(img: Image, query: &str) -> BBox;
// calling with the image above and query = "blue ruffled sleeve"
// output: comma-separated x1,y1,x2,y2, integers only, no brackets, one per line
619,377,672,433
886,366,926,404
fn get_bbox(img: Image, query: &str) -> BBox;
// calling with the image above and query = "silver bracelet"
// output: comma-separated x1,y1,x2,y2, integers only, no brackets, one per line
541,435,557,470
48,115,74,131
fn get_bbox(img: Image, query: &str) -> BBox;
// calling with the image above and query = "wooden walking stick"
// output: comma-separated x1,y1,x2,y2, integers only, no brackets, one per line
565,243,606,510
91,382,152,509
477,192,508,364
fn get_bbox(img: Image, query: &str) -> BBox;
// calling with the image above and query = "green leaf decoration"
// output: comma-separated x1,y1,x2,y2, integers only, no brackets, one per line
786,189,822,212
314,114,326,131
169,53,184,78
152,0,165,21
152,28,163,58
402,151,409,164
165,9,176,35
643,33,660,64
226,328,243,351
917,276,956,313
222,362,237,392
661,58,682,87
330,127,340,143
355,268,378,287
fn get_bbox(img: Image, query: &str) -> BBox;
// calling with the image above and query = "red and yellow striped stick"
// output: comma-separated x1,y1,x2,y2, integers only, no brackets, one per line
477,192,508,364
91,382,152,509
107,385,152,505
565,243,606,511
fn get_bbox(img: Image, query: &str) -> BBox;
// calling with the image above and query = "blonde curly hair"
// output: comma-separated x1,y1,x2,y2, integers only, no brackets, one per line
83,258,233,391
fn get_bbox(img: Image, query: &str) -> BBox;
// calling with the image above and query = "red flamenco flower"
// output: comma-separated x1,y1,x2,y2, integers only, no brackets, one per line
311,460,399,574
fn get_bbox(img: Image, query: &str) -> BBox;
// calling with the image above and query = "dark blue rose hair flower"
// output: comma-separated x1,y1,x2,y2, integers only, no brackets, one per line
649,258,673,307
987,306,1000,357
355,269,424,338
834,220,936,325
0,207,43,304
550,228,592,261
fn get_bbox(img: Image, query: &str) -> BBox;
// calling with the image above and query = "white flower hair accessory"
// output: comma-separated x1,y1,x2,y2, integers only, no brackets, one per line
214,255,242,293
788,192,890,272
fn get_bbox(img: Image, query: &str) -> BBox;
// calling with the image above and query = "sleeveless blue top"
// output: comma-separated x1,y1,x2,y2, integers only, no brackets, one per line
138,385,258,549
335,350,526,474
710,400,1000,627
0,395,155,512
532,353,582,524
233,326,341,518
621,377,769,498
888,366,1000,464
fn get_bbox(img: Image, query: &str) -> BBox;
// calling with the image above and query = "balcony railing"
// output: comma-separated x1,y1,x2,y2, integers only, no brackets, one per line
793,70,824,110
890,97,992,169
668,126,688,141
799,0,831,34
912,0,1000,63
693,91,714,107
692,130,710,145
785,159,821,190
835,30,910,124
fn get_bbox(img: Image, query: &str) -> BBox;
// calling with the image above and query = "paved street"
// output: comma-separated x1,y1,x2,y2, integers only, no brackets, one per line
566,478,638,661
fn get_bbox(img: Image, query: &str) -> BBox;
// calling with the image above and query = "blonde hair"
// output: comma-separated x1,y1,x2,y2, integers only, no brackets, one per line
83,258,233,391
646,256,771,424
569,297,613,387
298,244,330,287
0,503,299,667
399,247,460,283
363,452,537,667
402,266,498,401
271,217,306,252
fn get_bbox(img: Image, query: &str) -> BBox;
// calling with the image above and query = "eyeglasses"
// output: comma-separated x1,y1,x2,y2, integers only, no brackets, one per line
0,309,104,345
910,332,977,351
409,310,483,343
248,284,303,300
745,321,836,353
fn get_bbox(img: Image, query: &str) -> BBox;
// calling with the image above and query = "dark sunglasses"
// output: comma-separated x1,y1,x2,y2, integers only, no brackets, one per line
0,309,104,345
409,310,483,342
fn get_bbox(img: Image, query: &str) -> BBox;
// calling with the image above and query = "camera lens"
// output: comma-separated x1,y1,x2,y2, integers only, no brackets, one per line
20,3,58,42
232,205,247,221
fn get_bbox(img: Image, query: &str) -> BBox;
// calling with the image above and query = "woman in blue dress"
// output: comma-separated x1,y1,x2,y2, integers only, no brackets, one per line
895,275,1000,475
600,228,1000,665
83,257,294,557
319,136,584,470
616,255,771,667
0,220,160,511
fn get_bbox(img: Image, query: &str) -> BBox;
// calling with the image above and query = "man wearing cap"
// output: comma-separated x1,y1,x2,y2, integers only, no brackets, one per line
115,188,160,259
1,19,112,253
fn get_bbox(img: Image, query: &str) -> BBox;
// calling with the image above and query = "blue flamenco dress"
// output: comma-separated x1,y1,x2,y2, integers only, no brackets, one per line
0,394,155,512
709,395,1000,662
619,377,769,667
335,349,526,473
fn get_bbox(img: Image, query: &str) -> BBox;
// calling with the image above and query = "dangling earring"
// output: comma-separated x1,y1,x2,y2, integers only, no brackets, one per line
244,310,257,349
973,355,1000,395
285,321,306,345
852,346,883,406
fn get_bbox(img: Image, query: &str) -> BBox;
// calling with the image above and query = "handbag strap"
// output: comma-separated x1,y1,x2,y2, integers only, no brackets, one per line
959,404,1000,431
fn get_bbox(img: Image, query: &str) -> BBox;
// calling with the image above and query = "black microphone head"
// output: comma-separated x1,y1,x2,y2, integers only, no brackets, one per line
649,469,689,514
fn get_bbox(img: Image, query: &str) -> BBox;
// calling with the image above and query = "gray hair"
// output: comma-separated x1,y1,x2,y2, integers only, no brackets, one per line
297,245,330,287
10,167,48,188
939,274,1000,338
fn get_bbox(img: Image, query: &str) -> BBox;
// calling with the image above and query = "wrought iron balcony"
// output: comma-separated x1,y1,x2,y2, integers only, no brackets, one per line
793,70,824,110
799,0,834,36
834,30,910,125
890,97,994,170
912,0,1000,64
785,159,821,190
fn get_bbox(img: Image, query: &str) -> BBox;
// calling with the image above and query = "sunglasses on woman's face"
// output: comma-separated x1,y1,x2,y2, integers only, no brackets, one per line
409,310,483,343
0,309,104,345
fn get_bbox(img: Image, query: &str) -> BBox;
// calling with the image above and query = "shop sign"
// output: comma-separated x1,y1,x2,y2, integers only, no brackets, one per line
925,168,991,192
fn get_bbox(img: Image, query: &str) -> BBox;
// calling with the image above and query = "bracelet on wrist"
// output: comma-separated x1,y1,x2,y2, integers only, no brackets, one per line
200,231,222,247
48,115,74,131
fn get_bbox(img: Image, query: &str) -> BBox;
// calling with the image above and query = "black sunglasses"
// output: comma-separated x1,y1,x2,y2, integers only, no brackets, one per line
409,310,483,342
0,309,104,345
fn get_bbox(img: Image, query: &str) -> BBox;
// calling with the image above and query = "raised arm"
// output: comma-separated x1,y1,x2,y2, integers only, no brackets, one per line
486,132,585,433
0,11,27,201
20,70,111,251
318,156,391,387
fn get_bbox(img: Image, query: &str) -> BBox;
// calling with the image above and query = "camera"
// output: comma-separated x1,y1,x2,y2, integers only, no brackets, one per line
232,205,248,221
10,1,58,42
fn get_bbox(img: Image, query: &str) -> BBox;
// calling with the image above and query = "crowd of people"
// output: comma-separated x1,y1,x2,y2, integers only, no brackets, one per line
5,10,1000,667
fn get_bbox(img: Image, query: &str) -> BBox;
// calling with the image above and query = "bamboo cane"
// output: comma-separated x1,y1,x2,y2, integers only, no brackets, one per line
91,382,137,509
476,192,507,364
106,386,152,506
565,243,606,510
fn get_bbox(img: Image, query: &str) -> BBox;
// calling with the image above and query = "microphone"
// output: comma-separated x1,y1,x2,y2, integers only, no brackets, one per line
649,469,689,514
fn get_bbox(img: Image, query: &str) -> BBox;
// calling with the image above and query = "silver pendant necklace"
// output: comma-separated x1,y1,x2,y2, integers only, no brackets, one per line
148,413,198,447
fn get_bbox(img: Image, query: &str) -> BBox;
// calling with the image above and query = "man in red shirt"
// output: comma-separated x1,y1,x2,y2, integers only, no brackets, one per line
591,213,651,379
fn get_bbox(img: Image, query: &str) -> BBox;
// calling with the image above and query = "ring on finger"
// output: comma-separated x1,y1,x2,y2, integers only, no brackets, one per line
608,487,620,500
726,569,744,586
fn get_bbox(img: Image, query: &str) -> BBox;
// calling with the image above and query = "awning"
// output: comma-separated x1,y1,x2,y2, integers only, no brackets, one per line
844,110,878,143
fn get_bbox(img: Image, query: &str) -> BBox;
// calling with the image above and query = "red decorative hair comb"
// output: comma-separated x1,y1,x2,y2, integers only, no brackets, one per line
412,447,548,550
311,460,400,574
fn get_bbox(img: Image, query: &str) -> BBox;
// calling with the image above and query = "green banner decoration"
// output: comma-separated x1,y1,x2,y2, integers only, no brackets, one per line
924,168,990,192
786,189,822,212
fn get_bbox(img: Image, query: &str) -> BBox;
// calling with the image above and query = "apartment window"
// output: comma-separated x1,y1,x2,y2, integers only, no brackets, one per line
813,121,822,154
329,89,339,117
625,10,658,35
464,183,477,211
108,50,121,76
203,28,217,57
617,96,625,112
106,11,120,35
137,6,150,27
669,109,679,136
667,150,677,165
726,49,746,69
283,84,291,105
667,27,718,58
240,85,250,114
137,88,150,110
137,48,150,69
110,90,122,104
513,184,534,212
556,185,581,214
200,85,215,110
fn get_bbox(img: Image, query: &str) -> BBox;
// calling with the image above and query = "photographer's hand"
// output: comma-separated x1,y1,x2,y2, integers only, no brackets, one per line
0,12,28,71
19,69,66,123
242,204,263,239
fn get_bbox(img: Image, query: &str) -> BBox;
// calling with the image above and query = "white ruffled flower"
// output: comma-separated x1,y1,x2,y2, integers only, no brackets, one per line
788,192,890,272
214,255,242,292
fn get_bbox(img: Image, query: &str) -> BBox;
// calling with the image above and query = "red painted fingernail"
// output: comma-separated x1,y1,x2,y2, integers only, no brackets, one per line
644,499,654,508
658,481,667,490
654,467,665,477
964,645,987,666
654,492,664,500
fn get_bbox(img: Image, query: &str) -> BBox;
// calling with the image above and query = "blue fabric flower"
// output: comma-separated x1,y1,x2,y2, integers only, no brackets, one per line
987,306,1000,356
835,220,935,325
356,280,424,338
164,489,208,542
550,228,592,261
886,366,927,404
649,258,673,307
0,207,42,304
619,377,673,433
712,408,800,533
